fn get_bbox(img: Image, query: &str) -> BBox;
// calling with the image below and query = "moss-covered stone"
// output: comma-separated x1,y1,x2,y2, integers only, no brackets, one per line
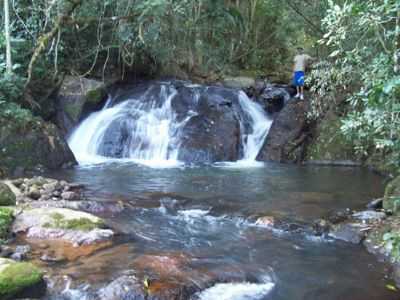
0,113,76,176
305,112,360,163
383,175,400,213
0,184,15,206
44,212,105,231
0,208,14,242
0,259,45,299
57,76,106,134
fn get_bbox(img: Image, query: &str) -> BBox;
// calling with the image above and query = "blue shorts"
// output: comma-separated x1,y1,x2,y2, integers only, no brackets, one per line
293,71,305,87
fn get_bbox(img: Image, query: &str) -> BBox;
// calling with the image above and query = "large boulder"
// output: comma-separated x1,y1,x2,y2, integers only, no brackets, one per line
57,76,107,135
257,100,307,162
177,88,241,163
0,183,15,206
0,114,76,176
0,258,45,299
305,111,360,165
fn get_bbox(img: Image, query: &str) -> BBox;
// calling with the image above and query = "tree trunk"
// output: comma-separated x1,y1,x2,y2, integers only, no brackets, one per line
4,0,12,74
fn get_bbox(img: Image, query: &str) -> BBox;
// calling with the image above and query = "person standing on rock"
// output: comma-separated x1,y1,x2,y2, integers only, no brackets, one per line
293,47,313,100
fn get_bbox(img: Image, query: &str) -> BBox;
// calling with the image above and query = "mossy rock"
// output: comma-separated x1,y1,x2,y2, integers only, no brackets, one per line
383,175,400,213
0,259,45,299
0,208,14,242
0,114,76,175
44,211,105,231
306,112,360,163
0,183,16,206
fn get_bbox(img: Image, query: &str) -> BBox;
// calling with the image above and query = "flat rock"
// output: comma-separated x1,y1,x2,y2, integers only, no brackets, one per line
12,208,113,246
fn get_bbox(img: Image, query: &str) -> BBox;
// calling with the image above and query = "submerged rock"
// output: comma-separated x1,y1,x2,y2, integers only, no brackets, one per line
0,258,46,299
98,275,146,300
328,223,367,244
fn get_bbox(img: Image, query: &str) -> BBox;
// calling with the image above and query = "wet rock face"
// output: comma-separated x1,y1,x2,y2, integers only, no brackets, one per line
95,82,246,163
57,76,107,135
257,100,307,162
0,116,76,176
177,88,241,163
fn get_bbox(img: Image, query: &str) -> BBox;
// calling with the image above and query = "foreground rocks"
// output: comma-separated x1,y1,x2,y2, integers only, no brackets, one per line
0,258,46,299
8,176,84,203
12,207,113,247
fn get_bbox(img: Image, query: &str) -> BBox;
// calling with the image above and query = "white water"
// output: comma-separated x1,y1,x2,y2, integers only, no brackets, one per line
196,282,275,300
68,83,272,168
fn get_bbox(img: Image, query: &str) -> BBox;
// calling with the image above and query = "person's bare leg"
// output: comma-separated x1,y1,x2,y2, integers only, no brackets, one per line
295,86,300,98
300,86,304,100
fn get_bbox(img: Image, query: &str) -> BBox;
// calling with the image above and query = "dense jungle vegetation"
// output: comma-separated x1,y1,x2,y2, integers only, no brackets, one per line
0,0,399,173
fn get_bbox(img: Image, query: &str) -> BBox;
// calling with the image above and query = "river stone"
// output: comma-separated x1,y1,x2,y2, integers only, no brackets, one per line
10,245,31,261
328,223,367,244
12,208,113,246
0,183,16,206
0,258,46,299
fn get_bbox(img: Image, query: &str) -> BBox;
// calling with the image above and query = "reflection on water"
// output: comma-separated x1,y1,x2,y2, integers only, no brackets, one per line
42,163,397,300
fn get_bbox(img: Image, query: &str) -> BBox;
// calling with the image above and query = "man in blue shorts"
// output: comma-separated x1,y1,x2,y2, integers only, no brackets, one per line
293,47,313,100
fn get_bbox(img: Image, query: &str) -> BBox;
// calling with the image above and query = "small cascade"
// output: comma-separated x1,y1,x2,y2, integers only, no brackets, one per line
68,82,273,167
238,91,273,161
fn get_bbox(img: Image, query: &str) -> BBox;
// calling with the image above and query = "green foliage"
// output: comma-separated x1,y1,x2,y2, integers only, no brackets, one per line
308,0,400,169
383,231,400,262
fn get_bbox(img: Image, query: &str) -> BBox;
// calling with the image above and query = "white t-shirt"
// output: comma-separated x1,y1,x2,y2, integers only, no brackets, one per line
293,54,312,72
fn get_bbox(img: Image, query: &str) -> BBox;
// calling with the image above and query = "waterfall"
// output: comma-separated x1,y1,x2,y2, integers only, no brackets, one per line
68,82,272,167
238,91,273,161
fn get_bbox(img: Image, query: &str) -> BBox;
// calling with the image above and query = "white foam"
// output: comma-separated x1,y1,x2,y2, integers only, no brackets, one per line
196,282,275,300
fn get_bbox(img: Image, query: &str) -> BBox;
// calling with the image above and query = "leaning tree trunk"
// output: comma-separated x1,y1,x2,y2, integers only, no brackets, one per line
4,0,12,75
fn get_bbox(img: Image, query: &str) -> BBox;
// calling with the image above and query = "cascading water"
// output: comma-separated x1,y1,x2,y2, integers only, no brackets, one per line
68,82,272,167
238,91,273,162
